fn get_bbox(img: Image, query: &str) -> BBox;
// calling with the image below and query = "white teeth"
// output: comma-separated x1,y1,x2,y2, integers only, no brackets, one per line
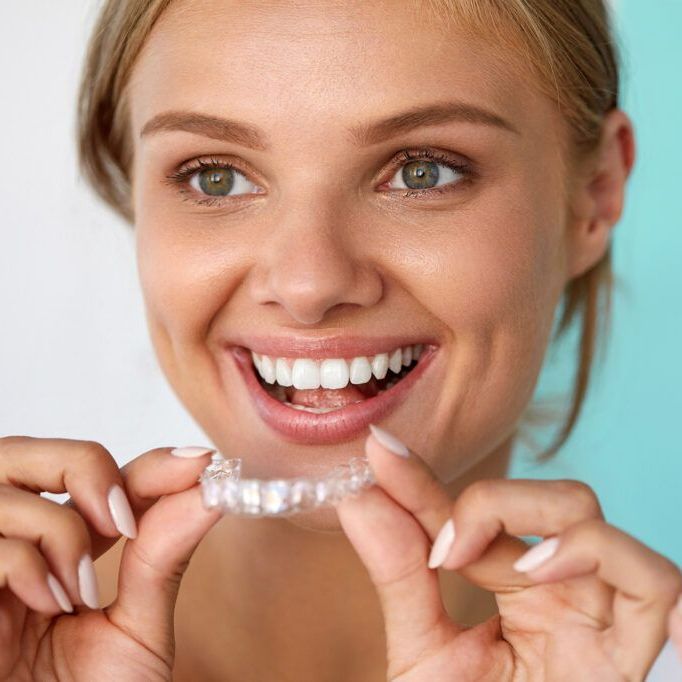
371,352,389,380
250,343,426,390
291,358,320,390
275,358,293,387
349,356,373,384
388,348,402,374
259,355,276,384
320,359,350,389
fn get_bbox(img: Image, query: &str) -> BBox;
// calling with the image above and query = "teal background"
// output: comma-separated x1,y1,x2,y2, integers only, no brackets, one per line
510,1,682,567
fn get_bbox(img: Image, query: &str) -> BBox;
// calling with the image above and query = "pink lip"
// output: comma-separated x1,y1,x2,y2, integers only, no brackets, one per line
226,333,441,360
228,344,439,445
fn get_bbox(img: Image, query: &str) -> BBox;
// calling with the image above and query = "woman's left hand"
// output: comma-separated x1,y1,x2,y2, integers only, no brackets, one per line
337,427,682,681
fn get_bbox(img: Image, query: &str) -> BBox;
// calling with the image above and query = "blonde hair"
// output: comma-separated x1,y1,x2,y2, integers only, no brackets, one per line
77,0,621,462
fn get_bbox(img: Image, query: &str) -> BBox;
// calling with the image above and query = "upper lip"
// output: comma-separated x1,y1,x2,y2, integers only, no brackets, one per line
226,334,440,360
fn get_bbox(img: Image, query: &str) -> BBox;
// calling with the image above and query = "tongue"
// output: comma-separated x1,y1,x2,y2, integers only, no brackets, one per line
285,377,382,408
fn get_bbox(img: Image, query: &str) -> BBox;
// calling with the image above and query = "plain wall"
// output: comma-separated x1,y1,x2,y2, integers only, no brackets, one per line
509,0,682,567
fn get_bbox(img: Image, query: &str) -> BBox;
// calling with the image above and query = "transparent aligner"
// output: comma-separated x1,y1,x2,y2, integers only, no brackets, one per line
199,453,242,509
199,453,375,517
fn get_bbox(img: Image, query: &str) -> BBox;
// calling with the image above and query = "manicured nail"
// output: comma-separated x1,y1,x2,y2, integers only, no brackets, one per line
369,424,409,458
513,537,560,572
46,572,73,613
78,554,100,609
428,519,456,569
170,446,216,458
107,484,138,539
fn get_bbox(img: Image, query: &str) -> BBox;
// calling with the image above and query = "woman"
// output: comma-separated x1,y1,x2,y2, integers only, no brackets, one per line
1,0,680,679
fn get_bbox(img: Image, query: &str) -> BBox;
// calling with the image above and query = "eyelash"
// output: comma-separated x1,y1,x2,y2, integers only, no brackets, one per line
164,148,475,207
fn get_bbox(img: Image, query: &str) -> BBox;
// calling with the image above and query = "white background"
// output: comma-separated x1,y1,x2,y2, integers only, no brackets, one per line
0,3,209,462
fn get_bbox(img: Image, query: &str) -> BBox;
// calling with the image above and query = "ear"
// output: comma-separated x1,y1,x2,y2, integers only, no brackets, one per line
565,108,636,281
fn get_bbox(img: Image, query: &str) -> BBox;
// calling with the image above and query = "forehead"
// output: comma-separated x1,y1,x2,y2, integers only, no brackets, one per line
127,0,555,145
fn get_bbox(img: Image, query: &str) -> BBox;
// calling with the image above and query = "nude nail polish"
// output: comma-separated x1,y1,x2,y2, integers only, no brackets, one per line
170,446,215,458
78,554,100,609
107,484,138,539
46,572,73,613
369,424,409,458
513,537,560,572
428,519,456,569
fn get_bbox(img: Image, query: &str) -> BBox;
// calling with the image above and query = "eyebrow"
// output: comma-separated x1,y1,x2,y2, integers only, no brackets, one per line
139,100,520,150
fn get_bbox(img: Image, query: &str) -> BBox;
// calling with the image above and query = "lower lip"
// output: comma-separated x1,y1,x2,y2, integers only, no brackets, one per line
228,345,439,445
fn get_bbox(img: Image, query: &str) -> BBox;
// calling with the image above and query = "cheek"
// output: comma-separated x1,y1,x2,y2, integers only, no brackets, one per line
410,199,564,343
134,207,248,351
404,193,567,479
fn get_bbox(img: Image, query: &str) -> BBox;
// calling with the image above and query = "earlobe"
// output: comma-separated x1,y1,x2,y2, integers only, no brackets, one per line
565,109,636,281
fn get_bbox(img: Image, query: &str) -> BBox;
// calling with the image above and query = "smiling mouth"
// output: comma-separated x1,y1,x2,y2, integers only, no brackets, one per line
251,344,423,414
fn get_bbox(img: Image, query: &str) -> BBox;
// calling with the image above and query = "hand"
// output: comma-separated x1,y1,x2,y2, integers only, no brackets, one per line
337,427,682,681
0,436,221,681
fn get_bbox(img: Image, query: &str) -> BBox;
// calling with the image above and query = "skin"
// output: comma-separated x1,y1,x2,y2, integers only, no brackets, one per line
126,1,569,671
0,1,680,680
130,0,569,491
672,606,682,663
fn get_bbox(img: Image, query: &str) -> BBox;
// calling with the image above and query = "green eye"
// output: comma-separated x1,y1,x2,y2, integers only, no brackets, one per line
185,162,261,200
388,151,467,195
169,149,471,207
401,160,440,190
197,168,234,196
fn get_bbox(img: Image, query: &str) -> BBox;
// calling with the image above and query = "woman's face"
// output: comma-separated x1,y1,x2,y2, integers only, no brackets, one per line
127,0,574,489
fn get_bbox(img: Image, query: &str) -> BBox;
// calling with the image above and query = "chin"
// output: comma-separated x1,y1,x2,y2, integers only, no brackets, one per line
283,505,346,534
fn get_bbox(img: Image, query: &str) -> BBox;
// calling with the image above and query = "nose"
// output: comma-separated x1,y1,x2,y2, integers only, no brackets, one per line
248,199,383,325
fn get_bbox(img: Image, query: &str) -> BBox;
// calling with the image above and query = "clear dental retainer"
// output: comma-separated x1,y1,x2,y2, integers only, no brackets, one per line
199,453,376,517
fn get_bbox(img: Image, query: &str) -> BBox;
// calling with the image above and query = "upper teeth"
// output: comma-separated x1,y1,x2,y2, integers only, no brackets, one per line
251,344,424,390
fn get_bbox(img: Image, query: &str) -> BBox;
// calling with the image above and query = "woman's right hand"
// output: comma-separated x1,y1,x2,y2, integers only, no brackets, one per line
0,435,222,681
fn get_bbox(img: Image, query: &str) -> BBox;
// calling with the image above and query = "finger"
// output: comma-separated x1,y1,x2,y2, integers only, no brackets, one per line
0,436,133,542
364,426,534,591
118,446,216,512
105,448,220,660
96,444,217,558
336,483,459,677
0,484,98,608
439,478,604,577
512,519,682,679
72,445,217,558
0,537,73,615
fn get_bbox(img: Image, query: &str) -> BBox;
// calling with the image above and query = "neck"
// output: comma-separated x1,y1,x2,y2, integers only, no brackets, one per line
174,436,514,680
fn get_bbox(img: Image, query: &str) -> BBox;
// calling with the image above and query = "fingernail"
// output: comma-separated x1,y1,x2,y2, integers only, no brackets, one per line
513,536,560,572
78,554,100,609
46,572,73,613
107,484,138,539
170,446,215,458
428,519,456,569
369,424,409,458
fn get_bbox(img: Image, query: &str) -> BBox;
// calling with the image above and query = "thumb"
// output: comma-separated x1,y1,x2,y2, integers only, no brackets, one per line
336,481,460,675
104,448,222,660
362,426,533,594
